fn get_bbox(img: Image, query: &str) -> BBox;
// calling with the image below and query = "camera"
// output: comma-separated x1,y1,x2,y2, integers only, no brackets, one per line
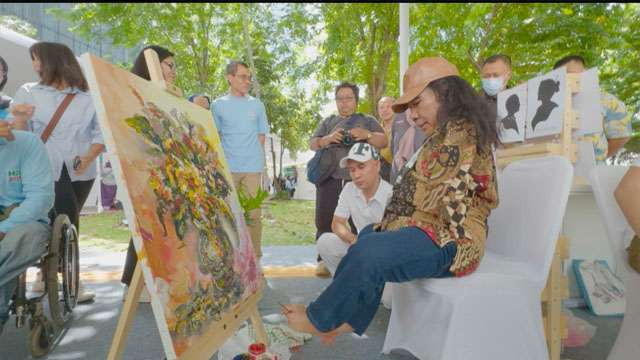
341,129,355,146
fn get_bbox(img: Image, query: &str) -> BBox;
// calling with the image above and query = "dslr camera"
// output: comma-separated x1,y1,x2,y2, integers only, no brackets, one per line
340,128,355,147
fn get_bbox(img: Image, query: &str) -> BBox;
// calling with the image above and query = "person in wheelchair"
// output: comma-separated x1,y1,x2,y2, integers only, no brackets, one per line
0,120,54,334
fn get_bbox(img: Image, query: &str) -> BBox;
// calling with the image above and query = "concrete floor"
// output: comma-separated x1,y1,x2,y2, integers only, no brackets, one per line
0,246,623,360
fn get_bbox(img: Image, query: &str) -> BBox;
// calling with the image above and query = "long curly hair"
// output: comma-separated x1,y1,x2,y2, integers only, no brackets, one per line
428,75,499,152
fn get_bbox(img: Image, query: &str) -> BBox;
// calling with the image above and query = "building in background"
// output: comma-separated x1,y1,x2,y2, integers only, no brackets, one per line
0,3,134,63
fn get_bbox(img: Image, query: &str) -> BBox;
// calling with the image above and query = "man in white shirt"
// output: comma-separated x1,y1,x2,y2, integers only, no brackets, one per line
317,142,393,276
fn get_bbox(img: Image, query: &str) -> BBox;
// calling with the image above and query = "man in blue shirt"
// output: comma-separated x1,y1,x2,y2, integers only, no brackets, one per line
211,61,269,260
0,121,54,334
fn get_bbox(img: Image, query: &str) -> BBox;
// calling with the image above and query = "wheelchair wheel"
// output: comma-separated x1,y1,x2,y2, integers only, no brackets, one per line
61,217,79,311
47,215,79,327
29,317,54,358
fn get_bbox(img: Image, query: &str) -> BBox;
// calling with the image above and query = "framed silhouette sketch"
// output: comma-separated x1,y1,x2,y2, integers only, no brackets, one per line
496,83,527,143
526,67,566,139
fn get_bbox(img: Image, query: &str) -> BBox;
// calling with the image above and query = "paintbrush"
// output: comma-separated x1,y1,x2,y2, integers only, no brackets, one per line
279,302,293,314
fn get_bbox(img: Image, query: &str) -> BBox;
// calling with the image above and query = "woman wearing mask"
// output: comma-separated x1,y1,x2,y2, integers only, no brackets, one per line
120,45,177,302
10,42,105,303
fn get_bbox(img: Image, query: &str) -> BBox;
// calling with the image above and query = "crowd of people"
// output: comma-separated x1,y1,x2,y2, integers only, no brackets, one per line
0,38,638,349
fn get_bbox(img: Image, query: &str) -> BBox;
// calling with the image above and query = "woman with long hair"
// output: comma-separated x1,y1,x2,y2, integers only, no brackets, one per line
120,45,176,302
10,41,105,303
284,57,500,344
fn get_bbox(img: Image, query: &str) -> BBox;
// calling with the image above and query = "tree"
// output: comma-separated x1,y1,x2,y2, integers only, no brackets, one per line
409,3,639,154
51,3,322,185
316,3,400,117
0,15,37,38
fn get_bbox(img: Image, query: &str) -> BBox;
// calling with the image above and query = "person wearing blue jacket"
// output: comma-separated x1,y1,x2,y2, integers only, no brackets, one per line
0,121,54,334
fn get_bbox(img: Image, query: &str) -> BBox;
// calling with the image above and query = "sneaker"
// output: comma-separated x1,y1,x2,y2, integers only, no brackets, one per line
315,261,331,278
77,282,95,304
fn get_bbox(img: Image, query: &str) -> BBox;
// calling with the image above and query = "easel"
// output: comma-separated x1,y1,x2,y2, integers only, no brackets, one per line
496,73,582,360
101,49,268,360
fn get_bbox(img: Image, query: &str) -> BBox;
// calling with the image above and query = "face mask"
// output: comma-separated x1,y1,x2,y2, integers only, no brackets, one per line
481,76,504,97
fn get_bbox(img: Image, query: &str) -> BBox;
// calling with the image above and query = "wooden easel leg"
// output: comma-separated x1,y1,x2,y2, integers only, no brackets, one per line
249,307,269,346
546,255,562,360
107,264,144,360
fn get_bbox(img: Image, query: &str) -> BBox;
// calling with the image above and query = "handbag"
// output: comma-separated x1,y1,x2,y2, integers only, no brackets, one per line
40,93,76,144
306,146,338,185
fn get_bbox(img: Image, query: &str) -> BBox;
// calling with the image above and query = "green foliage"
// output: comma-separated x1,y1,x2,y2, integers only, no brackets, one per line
51,3,639,156
236,183,269,226
317,3,400,117
49,3,321,158
0,15,37,38
409,3,639,153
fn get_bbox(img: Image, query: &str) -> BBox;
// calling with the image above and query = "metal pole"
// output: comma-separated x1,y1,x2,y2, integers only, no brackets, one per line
399,3,409,93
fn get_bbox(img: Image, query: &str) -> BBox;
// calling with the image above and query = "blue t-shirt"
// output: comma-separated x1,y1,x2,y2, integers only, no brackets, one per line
0,130,54,234
211,94,269,173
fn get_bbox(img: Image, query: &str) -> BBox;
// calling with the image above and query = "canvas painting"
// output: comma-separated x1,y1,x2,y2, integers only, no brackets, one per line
573,67,602,136
496,83,527,143
81,54,260,358
573,259,625,316
526,67,566,139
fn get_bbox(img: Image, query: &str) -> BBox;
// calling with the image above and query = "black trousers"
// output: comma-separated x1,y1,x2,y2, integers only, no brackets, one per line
121,239,136,285
54,165,95,232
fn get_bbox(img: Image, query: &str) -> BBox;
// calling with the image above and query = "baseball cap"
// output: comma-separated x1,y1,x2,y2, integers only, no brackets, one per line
392,57,460,113
339,142,380,168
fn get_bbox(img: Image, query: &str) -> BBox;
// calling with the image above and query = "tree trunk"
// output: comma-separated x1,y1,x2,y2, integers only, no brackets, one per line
270,136,277,190
279,141,285,178
242,3,261,98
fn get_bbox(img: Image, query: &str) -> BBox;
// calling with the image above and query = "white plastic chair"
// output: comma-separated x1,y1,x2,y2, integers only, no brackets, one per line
382,156,573,360
589,165,640,360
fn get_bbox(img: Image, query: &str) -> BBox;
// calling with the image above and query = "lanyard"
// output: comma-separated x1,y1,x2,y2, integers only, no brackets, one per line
394,133,437,185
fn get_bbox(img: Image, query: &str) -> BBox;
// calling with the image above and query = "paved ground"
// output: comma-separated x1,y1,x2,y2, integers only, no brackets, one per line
0,246,622,359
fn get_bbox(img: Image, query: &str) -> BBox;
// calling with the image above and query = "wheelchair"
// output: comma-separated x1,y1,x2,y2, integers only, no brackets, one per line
7,213,80,358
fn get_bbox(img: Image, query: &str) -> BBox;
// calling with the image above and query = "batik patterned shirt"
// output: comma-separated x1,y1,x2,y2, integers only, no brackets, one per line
584,91,632,163
377,119,499,276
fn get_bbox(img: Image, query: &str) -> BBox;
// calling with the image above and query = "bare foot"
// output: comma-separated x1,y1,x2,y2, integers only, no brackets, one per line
320,322,354,345
283,304,355,345
280,303,306,315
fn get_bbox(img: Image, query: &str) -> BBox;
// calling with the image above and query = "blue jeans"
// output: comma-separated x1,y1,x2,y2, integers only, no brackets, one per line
0,222,50,324
306,224,457,335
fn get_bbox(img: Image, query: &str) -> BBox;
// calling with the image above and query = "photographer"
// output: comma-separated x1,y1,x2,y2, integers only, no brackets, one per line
309,82,386,276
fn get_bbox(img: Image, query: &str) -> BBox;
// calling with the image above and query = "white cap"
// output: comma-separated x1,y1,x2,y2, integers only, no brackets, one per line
339,142,381,168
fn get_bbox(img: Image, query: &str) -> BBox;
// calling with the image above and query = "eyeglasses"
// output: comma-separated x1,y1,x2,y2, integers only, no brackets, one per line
162,60,177,72
335,96,355,102
234,74,252,82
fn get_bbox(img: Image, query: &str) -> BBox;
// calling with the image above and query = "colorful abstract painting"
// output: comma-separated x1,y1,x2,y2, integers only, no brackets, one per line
81,54,260,358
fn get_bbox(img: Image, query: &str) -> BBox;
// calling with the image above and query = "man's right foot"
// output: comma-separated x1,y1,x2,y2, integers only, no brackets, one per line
315,261,331,278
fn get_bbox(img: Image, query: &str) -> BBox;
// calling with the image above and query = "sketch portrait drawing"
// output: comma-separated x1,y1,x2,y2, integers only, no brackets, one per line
531,78,560,132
